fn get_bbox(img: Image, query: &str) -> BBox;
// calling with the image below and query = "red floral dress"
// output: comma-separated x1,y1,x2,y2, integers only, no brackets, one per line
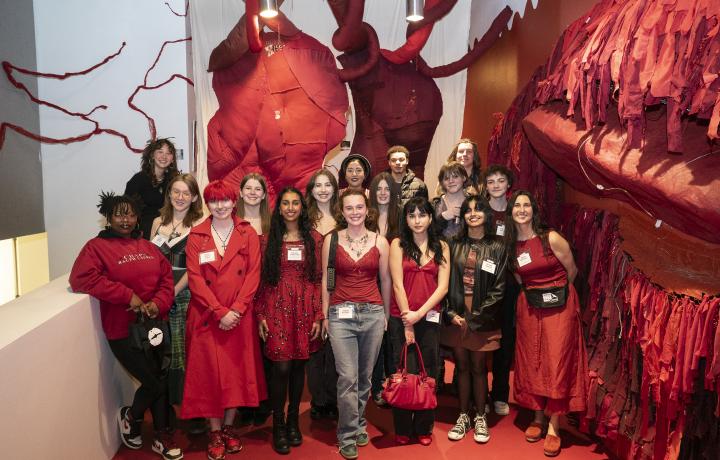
255,232,323,361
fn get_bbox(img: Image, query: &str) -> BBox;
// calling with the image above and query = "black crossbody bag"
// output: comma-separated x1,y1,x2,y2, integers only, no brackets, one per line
524,284,568,309
326,231,338,291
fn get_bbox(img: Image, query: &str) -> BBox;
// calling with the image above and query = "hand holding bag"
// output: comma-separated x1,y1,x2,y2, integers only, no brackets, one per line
382,342,437,410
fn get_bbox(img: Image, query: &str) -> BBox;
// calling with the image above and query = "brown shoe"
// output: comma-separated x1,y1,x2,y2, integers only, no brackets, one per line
524,421,545,442
543,434,561,457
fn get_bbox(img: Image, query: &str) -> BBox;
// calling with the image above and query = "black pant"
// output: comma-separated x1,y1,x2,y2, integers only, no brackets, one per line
109,337,172,432
387,316,439,436
270,360,306,419
490,280,520,403
307,341,338,408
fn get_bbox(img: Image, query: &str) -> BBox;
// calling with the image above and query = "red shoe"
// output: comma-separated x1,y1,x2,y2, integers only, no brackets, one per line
221,425,243,454
418,434,432,446
394,435,410,445
207,430,226,460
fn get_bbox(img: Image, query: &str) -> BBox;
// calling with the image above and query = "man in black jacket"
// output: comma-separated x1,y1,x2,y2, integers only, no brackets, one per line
387,145,428,206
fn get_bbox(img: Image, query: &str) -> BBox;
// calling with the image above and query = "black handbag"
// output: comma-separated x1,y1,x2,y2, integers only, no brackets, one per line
129,312,171,371
326,231,338,291
524,284,568,308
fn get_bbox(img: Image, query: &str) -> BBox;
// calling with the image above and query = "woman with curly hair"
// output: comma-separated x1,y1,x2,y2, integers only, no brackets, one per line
256,187,323,454
69,192,181,460
125,138,179,239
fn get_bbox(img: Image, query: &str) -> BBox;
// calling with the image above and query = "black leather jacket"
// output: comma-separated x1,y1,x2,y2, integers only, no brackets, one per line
444,235,508,332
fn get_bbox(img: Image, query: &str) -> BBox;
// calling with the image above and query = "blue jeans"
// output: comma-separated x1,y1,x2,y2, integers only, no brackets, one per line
328,302,386,448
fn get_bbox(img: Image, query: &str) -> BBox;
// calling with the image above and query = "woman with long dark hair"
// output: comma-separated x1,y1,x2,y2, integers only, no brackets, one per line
305,169,340,420
125,138,179,239
256,187,323,454
69,192,182,460
505,190,587,457
441,196,508,444
321,189,391,460
388,196,450,446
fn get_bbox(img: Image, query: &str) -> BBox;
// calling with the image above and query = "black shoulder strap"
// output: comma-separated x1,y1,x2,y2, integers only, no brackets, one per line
326,231,339,292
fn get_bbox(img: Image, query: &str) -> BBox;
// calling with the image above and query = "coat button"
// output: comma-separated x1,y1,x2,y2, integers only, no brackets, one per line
237,270,243,275
206,280,211,285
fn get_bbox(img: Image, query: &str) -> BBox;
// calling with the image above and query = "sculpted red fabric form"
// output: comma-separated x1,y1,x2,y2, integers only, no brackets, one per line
206,31,348,201
523,102,720,244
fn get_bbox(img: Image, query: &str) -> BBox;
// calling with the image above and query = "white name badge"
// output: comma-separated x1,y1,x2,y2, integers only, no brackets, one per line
495,223,506,236
338,305,354,319
199,250,216,264
425,310,440,323
481,259,497,274
287,246,303,261
517,252,532,267
151,234,168,247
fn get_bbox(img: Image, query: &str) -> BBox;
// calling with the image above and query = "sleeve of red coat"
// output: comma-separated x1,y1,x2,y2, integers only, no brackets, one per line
69,240,133,305
149,245,175,317
186,233,231,322
230,229,261,316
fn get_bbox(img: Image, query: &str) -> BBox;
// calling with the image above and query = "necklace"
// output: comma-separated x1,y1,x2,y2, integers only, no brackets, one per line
167,219,183,241
345,231,369,258
211,221,234,251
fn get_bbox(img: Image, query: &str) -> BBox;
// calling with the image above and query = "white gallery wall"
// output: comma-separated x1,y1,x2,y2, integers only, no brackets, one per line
33,0,191,278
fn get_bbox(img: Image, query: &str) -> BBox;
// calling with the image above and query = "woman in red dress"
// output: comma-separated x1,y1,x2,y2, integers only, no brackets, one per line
256,187,323,454
182,180,267,460
506,190,588,457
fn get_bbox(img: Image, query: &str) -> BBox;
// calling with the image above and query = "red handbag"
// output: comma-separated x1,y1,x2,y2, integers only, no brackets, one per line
382,342,437,410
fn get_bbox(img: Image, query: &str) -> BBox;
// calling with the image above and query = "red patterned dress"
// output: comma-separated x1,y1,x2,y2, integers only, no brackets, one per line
255,232,323,361
513,235,588,414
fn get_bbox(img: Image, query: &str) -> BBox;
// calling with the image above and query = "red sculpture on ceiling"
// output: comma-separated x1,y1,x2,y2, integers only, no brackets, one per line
206,0,512,195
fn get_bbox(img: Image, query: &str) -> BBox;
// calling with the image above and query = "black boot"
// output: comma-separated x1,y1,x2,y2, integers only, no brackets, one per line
286,411,303,447
272,413,290,454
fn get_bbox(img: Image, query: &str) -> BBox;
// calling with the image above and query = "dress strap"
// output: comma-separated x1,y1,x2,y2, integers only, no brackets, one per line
373,233,378,247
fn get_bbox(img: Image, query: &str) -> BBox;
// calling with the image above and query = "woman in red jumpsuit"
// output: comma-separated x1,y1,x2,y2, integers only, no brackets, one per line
182,180,267,460
506,191,587,457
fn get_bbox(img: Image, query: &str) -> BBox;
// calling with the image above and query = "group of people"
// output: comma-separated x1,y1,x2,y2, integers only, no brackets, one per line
69,137,587,460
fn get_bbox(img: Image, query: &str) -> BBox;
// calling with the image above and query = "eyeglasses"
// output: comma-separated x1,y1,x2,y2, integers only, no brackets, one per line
346,168,365,175
171,189,192,198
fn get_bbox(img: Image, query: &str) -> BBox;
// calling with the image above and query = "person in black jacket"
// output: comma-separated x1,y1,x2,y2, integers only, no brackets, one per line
125,138,179,239
440,196,508,444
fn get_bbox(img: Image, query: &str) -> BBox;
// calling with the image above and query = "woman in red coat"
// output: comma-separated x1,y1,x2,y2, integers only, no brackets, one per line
182,180,267,460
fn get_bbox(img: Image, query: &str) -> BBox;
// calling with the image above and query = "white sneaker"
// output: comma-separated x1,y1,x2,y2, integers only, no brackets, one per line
494,401,510,416
473,414,490,443
448,412,471,441
117,406,142,450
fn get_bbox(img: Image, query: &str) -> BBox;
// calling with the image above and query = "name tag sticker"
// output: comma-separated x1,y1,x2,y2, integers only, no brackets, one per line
199,250,216,264
287,246,304,261
517,252,532,267
495,223,505,236
481,259,497,274
425,310,440,323
151,234,168,247
338,305,354,319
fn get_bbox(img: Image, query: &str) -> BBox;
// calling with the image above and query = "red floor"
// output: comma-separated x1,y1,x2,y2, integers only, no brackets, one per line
114,393,611,460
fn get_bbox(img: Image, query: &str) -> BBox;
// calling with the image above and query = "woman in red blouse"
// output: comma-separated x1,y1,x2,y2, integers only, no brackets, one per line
69,193,181,460
182,180,267,460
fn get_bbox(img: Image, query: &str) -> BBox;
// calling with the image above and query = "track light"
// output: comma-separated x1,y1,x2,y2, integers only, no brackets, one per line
259,0,279,19
406,0,424,22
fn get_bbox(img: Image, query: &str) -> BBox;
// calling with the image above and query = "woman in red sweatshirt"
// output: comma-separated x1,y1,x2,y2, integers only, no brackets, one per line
69,192,181,460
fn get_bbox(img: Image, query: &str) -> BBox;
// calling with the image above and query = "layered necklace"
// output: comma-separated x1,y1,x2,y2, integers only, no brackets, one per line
345,231,369,259
212,221,234,251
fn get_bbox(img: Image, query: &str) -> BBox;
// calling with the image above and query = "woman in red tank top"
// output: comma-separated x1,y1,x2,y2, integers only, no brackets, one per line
506,191,588,457
320,189,392,459
388,196,450,446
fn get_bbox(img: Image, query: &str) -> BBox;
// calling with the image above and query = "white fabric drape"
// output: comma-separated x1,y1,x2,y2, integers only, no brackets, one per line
189,0,471,194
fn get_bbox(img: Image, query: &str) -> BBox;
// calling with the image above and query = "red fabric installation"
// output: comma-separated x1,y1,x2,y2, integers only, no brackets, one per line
206,31,348,201
1,38,194,153
164,1,188,17
523,102,720,244
558,204,720,460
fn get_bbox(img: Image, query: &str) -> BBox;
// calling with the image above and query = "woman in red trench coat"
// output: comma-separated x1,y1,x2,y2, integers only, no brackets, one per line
182,179,267,460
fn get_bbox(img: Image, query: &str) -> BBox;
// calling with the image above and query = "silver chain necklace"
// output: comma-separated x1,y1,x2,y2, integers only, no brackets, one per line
211,222,233,251
345,231,369,258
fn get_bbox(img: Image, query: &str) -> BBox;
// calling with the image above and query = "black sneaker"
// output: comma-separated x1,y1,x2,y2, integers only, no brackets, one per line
152,430,183,460
117,406,142,450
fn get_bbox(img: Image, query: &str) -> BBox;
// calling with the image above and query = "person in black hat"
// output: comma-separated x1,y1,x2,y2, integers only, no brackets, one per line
340,153,372,196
